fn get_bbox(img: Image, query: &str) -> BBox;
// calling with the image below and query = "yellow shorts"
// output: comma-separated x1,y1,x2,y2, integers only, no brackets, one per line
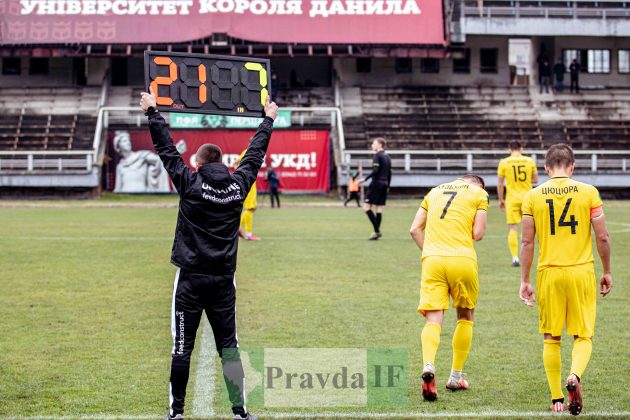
417,256,479,316
537,266,597,338
243,183,257,209
505,197,523,225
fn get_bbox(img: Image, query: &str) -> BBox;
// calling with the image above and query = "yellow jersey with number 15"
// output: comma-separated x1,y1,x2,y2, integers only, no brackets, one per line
497,154,538,201
420,179,489,261
522,177,603,270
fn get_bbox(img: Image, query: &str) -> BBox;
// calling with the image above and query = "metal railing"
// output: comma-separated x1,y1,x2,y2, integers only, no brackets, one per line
463,0,630,19
93,106,346,165
0,150,94,172
343,149,630,174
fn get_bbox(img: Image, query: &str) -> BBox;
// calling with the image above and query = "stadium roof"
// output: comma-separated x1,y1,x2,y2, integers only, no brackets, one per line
1,0,445,46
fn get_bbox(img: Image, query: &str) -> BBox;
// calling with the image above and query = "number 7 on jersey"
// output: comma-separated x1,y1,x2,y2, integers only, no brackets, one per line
441,192,458,219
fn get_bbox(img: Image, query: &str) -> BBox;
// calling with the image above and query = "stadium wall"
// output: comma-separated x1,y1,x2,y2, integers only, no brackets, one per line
0,57,110,87
546,36,630,87
335,36,511,87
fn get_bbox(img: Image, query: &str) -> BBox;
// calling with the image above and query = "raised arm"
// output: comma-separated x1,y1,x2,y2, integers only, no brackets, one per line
232,97,278,192
140,89,190,194
592,214,612,296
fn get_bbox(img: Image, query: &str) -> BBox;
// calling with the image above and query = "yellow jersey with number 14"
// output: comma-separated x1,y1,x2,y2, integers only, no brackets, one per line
522,177,603,270
420,179,489,261
497,154,538,201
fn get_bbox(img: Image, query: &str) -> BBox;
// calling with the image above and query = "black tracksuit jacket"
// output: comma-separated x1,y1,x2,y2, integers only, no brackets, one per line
147,111,274,275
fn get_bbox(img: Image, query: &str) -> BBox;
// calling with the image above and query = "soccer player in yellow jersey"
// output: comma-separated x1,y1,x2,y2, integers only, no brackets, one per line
497,141,538,267
410,175,489,402
519,144,612,415
234,150,261,241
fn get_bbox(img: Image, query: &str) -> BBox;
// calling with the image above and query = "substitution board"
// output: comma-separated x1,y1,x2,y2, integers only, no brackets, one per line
144,51,270,117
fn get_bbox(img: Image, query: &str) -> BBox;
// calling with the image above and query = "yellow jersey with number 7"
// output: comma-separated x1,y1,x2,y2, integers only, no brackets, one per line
522,177,603,270
420,179,489,261
497,154,538,201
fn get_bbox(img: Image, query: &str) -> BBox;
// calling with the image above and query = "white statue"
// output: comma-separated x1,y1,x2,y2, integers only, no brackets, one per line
113,131,171,193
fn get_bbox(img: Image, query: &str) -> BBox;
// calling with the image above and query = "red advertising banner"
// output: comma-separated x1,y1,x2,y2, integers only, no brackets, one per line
1,0,444,45
106,129,330,193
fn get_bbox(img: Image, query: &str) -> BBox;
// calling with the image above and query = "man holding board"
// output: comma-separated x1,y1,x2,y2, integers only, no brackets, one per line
140,86,277,420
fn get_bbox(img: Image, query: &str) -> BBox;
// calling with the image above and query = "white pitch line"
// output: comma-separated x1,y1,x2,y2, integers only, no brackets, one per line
0,235,171,241
257,411,630,418
192,318,217,418
10,410,630,419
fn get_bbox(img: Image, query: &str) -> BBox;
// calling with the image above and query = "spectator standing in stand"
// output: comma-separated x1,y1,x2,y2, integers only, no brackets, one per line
553,59,566,93
570,59,581,94
540,60,551,94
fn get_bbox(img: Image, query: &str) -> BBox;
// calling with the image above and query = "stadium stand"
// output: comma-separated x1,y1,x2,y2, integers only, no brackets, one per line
342,86,630,151
0,87,99,152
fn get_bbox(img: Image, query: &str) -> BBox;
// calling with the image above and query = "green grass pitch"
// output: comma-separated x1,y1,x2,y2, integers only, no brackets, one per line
1,196,628,419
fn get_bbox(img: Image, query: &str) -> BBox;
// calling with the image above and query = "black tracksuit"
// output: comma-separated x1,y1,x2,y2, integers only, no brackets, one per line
147,110,274,417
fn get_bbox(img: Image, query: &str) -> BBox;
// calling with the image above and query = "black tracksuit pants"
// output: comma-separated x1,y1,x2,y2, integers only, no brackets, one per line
169,268,246,417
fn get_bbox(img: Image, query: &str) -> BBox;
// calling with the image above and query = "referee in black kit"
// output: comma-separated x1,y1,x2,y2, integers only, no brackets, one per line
359,137,392,240
140,88,278,420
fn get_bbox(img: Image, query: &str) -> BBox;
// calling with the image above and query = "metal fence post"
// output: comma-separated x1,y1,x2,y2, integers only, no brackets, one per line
591,154,597,172
27,154,33,171
467,153,473,172
404,154,411,172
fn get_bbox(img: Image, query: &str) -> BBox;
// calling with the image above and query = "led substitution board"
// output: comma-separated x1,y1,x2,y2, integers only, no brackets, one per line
144,51,271,117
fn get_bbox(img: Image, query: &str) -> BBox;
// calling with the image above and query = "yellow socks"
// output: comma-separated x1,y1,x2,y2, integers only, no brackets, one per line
508,230,518,259
452,320,474,372
241,210,254,234
571,337,592,379
544,339,564,400
421,322,441,366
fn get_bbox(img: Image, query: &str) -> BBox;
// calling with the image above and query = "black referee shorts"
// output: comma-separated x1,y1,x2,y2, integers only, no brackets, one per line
365,181,388,206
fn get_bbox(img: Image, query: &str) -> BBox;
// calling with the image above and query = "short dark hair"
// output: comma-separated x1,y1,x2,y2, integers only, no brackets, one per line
373,137,386,148
462,174,486,189
545,143,575,169
508,141,522,151
196,144,223,166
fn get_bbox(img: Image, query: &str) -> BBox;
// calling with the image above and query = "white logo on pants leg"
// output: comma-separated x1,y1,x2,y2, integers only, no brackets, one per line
176,311,185,355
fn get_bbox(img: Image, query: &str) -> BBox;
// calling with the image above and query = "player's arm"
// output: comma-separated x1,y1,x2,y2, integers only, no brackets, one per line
531,168,538,184
472,210,487,241
233,97,278,192
592,211,612,296
409,207,427,250
497,175,505,211
519,215,536,306
141,88,190,194
360,155,380,183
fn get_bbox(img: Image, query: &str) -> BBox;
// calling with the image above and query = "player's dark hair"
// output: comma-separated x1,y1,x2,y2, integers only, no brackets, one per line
462,174,486,189
545,143,575,169
508,140,522,151
373,137,386,149
196,144,223,165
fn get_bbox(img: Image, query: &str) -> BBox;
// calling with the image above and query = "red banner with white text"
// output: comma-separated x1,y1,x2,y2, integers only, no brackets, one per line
1,0,444,45
106,129,330,193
